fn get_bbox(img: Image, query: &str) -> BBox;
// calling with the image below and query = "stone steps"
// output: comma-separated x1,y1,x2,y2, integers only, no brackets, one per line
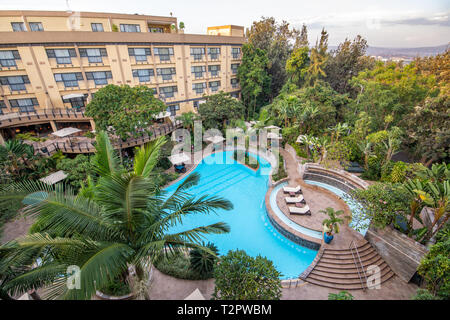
304,239,395,290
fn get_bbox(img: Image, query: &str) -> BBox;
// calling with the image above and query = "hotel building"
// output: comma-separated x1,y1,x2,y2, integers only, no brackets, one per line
0,10,244,145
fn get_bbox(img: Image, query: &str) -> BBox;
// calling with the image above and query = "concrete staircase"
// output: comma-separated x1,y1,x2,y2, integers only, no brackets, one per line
304,240,395,290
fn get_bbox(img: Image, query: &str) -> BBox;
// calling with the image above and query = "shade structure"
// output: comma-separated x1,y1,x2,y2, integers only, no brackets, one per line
51,127,82,138
62,93,85,100
206,135,225,144
168,152,191,165
39,170,67,185
265,125,280,130
155,111,171,119
184,288,206,300
267,132,282,140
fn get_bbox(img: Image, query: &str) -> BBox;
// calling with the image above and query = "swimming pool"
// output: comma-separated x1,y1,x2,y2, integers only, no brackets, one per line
164,151,318,279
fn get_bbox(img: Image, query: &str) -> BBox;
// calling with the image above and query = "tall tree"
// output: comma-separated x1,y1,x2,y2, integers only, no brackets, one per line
246,17,302,98
0,132,233,300
85,84,166,141
237,44,271,118
295,24,309,48
285,46,310,87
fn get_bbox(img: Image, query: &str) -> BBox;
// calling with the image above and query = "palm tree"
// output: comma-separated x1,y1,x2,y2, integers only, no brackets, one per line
0,131,233,300
320,207,345,236
176,111,197,131
0,139,36,178
358,141,372,170
401,179,427,230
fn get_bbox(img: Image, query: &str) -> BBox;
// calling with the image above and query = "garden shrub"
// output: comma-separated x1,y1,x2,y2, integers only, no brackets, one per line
154,252,210,280
189,242,218,278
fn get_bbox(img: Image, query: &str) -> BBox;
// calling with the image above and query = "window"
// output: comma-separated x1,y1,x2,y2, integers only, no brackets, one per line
159,86,177,98
231,78,239,88
208,65,220,77
132,69,154,82
29,22,44,31
54,72,83,88
46,49,77,64
209,81,220,92
232,47,241,59
91,23,104,32
63,94,88,109
0,75,30,91
231,92,239,99
11,22,26,32
128,48,151,62
0,101,6,115
193,101,199,109
190,47,205,61
0,50,20,67
231,63,240,74
120,24,141,32
154,47,174,61
208,47,220,60
9,98,39,113
192,82,207,94
156,67,176,81
149,27,164,33
85,71,113,85
79,48,107,63
191,65,206,79
166,104,180,116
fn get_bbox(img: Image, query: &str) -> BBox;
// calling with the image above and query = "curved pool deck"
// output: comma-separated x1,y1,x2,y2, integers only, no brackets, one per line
164,150,318,279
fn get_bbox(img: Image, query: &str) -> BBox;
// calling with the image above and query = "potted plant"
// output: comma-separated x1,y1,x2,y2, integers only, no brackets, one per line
321,207,344,244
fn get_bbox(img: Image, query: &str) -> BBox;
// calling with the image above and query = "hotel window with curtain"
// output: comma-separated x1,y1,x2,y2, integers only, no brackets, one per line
0,50,20,67
91,23,104,32
232,47,241,59
54,72,83,88
0,75,30,91
191,66,206,79
85,71,113,85
208,47,220,60
9,98,39,113
11,22,26,32
120,24,141,32
209,81,221,92
46,49,77,64
190,47,205,61
231,63,240,74
29,22,44,31
157,67,176,81
79,48,107,63
192,82,207,94
154,48,174,61
132,69,154,82
128,48,151,62
166,104,180,116
159,86,177,98
208,65,220,77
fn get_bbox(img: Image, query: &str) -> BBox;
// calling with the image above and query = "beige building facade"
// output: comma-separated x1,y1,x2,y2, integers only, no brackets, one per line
0,10,244,144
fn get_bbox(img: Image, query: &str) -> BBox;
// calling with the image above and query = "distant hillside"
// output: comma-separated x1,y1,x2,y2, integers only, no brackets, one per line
328,44,448,59
365,44,448,58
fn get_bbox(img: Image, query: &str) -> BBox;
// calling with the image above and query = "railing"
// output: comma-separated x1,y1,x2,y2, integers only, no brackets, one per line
0,108,90,128
349,240,368,291
35,122,181,156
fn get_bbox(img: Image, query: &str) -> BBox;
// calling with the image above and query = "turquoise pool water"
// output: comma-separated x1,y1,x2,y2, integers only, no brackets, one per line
304,180,369,236
164,151,318,279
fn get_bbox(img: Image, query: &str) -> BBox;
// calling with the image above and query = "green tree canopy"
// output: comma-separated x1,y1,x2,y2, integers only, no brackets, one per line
212,250,282,300
85,84,166,141
198,92,245,131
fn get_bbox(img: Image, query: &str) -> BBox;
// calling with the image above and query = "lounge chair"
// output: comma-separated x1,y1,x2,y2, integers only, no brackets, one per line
285,195,306,204
283,185,302,194
289,205,311,215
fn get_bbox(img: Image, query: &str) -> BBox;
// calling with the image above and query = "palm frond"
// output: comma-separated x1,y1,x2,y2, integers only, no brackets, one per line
133,136,166,178
93,131,120,177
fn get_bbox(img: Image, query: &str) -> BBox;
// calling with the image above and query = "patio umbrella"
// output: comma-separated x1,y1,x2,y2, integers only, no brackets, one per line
206,135,225,144
168,152,191,165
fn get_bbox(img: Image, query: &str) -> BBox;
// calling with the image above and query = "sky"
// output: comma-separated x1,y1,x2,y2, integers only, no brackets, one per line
1,0,449,47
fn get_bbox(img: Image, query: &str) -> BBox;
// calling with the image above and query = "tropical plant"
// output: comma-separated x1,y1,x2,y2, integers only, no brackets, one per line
320,207,345,235
212,250,282,300
328,291,354,300
0,131,233,300
176,111,198,131
189,242,218,277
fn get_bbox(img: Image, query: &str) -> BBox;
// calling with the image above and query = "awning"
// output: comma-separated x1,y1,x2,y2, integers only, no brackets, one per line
168,153,191,165
39,170,67,185
267,132,282,140
62,93,85,100
156,111,171,119
184,288,205,300
206,136,225,144
51,127,82,137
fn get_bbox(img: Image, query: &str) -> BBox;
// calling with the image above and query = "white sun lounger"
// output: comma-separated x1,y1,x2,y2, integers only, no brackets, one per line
285,195,305,204
283,185,302,194
289,205,311,215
